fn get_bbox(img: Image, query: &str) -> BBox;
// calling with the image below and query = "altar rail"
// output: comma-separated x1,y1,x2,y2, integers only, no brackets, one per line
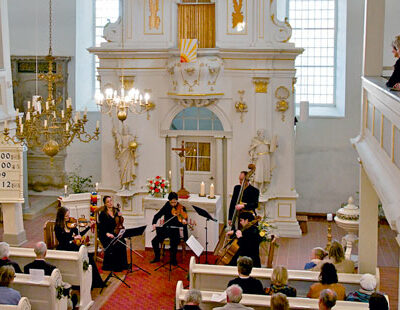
10,269,67,310
176,281,377,310
352,77,400,231
8,246,93,310
0,298,31,310
189,257,380,297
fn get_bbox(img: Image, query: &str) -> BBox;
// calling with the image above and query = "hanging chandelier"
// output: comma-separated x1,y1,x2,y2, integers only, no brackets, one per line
3,0,99,159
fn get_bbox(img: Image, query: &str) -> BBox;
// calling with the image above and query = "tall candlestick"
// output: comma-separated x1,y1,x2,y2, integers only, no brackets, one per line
200,181,205,197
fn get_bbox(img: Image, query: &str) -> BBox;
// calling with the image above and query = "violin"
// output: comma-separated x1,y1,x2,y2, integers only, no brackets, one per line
114,203,125,235
66,217,78,229
171,203,188,223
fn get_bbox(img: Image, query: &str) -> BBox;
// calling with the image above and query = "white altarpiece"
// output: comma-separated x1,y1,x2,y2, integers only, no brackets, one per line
90,0,303,238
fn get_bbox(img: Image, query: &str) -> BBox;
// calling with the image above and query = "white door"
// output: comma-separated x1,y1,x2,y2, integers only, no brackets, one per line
177,136,216,195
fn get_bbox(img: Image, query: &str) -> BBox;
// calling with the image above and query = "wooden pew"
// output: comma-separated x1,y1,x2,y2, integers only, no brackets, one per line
176,281,376,310
9,245,93,310
0,297,31,310
189,256,380,297
10,269,68,310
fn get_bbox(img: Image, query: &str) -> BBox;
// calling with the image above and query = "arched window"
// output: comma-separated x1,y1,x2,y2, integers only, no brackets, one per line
170,107,223,131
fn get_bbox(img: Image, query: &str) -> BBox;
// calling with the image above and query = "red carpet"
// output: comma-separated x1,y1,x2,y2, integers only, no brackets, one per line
100,249,210,309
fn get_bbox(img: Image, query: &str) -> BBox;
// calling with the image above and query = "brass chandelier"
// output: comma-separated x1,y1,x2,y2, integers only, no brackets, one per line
3,0,99,159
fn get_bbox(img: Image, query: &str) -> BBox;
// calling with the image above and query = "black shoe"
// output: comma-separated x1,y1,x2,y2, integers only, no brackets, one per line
150,258,160,263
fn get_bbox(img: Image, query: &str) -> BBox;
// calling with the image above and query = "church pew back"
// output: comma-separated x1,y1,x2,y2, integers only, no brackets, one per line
189,256,380,297
0,297,31,310
176,281,374,310
10,269,67,310
9,246,93,310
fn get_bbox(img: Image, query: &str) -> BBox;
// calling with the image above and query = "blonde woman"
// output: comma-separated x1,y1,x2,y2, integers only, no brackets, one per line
265,266,296,297
0,266,21,305
387,35,400,90
327,241,354,273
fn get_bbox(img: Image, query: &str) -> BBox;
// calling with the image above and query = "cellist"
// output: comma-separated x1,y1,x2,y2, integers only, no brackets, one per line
150,192,188,265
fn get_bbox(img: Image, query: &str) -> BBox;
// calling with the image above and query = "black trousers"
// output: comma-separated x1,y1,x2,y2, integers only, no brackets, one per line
152,227,180,263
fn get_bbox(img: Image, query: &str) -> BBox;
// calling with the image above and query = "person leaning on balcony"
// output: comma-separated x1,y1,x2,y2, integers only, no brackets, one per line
386,35,400,90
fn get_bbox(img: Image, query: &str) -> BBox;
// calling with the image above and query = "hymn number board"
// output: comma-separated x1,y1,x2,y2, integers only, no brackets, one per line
0,145,24,202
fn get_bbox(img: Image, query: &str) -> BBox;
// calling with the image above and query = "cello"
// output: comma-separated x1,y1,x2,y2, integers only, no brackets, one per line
215,163,256,265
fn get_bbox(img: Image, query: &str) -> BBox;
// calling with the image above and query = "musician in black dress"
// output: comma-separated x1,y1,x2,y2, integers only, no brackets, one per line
97,196,128,272
228,171,260,227
54,206,104,288
150,192,188,265
227,211,262,267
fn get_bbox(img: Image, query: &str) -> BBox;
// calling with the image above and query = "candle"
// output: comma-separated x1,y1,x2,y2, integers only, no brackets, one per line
96,120,100,129
64,185,68,195
44,120,47,128
327,213,333,222
66,123,69,131
26,112,30,121
77,111,80,120
46,101,49,110
200,181,205,196
4,120,7,128
61,110,64,118
84,107,87,117
19,116,22,125
27,101,31,110
16,108,19,115
169,170,172,179
66,98,71,108
209,183,215,198
74,114,78,123
20,124,23,134
95,182,99,192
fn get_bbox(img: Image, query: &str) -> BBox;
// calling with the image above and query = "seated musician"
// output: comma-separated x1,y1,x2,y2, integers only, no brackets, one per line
150,192,188,265
226,211,262,267
24,242,56,276
228,256,265,295
228,171,259,227
97,196,128,272
54,206,104,288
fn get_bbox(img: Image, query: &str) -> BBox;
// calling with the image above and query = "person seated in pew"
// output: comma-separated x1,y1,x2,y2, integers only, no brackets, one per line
304,247,327,270
319,289,337,310
271,293,289,310
313,241,355,273
227,256,264,295
346,273,376,303
213,284,254,310
24,242,56,276
0,266,21,305
180,289,202,310
265,266,296,297
307,263,346,300
368,292,388,310
0,242,22,273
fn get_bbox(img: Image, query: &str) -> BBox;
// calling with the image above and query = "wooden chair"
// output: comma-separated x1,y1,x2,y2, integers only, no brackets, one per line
43,220,58,250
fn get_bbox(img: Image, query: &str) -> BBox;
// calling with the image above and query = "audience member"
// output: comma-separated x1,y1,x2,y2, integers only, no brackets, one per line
307,263,345,300
0,242,22,273
24,241,56,276
227,256,264,295
0,266,21,305
314,241,354,273
181,289,202,310
319,289,337,310
265,266,296,297
346,273,376,302
304,247,327,270
387,35,400,90
213,284,254,310
270,293,289,310
368,292,388,310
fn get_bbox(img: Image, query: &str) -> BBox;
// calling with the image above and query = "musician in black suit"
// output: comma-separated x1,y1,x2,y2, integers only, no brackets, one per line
228,171,260,227
150,192,188,265
24,242,56,276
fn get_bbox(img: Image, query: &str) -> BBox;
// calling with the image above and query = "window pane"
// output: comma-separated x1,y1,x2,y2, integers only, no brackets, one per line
198,158,210,171
171,118,183,130
186,157,197,171
183,107,198,117
199,119,212,130
185,142,197,156
198,143,210,156
184,119,197,130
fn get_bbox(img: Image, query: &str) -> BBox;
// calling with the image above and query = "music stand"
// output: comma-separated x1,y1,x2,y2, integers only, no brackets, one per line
154,226,187,281
122,225,151,276
192,205,217,264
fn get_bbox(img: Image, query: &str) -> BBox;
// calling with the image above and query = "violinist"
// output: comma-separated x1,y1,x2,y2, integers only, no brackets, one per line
151,192,188,265
97,196,128,272
54,206,104,288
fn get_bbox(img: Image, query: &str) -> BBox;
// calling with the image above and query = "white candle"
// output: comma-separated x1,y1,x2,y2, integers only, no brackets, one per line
27,101,31,110
4,120,8,128
19,116,22,125
44,120,47,128
200,182,205,196
16,108,19,115
327,213,333,221
74,114,78,123
64,185,68,195
95,182,99,192
77,111,80,120
46,101,49,111
20,124,23,134
96,120,100,129
209,183,215,198
66,98,71,108
169,170,172,179
66,123,69,131
84,107,87,117
61,110,64,118
26,112,30,121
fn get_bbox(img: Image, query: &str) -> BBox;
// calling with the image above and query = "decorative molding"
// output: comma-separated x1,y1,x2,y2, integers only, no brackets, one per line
175,98,219,108
252,77,270,93
235,90,247,122
269,0,292,43
120,76,135,90
275,86,290,121
103,17,122,43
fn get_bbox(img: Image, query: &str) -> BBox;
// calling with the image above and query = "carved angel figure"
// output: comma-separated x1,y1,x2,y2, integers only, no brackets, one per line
248,129,278,192
112,124,138,190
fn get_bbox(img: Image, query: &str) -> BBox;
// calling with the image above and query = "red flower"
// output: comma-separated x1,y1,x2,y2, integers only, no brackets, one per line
155,181,160,186
155,188,160,193
162,179,165,182
161,184,165,188
156,176,160,179
149,180,153,184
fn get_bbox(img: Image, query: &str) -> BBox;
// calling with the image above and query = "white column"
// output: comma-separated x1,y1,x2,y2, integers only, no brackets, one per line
1,203,26,246
358,166,379,274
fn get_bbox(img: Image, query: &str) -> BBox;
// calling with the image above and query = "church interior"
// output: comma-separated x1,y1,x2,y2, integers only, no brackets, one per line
0,0,399,309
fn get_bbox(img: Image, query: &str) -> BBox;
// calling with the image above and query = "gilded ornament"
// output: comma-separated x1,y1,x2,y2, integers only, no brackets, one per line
235,90,247,122
232,0,244,29
275,86,290,121
117,109,128,122
149,0,161,30
252,77,270,93
42,139,60,157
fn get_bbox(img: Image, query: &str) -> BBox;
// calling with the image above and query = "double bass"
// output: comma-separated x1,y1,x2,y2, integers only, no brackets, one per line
216,164,256,265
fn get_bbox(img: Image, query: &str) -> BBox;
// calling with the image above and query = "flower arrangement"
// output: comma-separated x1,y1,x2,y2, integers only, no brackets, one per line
147,176,169,197
258,217,276,243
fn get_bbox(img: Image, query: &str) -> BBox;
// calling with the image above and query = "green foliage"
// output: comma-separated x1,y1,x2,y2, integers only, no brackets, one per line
67,167,93,194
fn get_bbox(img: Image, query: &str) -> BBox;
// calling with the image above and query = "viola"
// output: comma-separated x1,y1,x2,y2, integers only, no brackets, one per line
171,203,188,223
114,203,125,235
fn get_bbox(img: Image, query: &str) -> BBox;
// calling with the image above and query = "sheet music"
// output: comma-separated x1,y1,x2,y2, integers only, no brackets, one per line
211,291,226,302
186,235,204,257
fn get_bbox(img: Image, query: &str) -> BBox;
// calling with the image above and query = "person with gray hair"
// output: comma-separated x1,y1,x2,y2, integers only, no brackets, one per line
24,241,56,276
319,289,337,310
213,284,254,310
180,289,202,310
0,242,21,273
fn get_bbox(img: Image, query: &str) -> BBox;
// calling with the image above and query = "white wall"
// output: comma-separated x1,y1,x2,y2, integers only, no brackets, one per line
383,0,400,68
